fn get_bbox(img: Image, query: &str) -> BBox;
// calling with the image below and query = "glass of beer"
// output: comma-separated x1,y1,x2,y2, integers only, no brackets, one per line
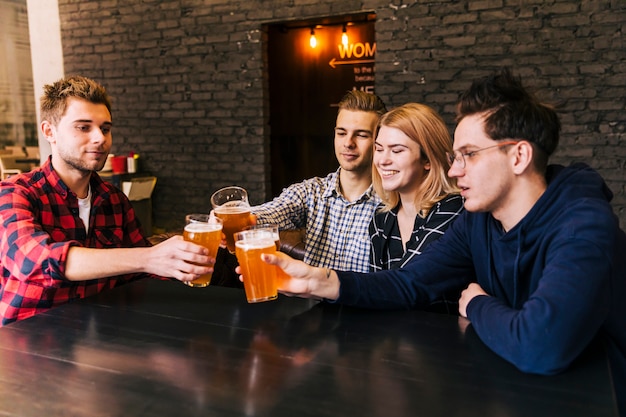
234,229,278,303
244,224,290,287
211,186,252,254
183,214,223,287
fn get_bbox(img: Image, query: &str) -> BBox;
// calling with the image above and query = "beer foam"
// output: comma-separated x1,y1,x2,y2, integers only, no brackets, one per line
235,238,275,250
214,202,250,213
184,222,222,232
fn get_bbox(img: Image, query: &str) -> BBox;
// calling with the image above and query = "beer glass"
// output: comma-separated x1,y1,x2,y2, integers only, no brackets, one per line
234,229,278,303
183,214,223,287
244,224,290,287
211,186,252,254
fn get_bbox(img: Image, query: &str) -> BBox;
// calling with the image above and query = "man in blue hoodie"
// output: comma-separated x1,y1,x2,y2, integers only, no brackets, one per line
260,68,626,413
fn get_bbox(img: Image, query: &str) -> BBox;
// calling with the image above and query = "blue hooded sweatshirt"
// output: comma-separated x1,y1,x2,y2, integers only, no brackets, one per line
336,163,625,407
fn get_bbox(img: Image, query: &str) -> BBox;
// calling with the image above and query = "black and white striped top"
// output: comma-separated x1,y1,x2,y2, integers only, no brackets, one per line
369,194,464,271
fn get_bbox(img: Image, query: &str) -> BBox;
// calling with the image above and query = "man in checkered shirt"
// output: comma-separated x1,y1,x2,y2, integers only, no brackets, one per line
0,75,213,325
252,90,387,273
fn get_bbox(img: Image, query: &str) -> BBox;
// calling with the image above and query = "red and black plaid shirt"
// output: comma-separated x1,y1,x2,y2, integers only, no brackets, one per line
0,158,151,325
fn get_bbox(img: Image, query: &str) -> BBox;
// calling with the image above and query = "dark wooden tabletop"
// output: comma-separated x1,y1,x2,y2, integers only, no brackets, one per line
0,279,618,417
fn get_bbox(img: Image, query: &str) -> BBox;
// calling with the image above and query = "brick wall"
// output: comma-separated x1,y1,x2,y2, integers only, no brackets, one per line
57,0,626,231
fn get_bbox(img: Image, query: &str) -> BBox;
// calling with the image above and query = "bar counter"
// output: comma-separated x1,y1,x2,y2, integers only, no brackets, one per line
0,279,618,416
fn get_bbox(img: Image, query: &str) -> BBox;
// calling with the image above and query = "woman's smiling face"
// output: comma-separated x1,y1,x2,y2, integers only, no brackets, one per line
374,125,430,195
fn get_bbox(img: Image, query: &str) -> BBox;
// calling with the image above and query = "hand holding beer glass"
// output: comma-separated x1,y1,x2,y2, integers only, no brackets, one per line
183,214,223,287
211,186,253,254
244,224,291,287
234,229,278,303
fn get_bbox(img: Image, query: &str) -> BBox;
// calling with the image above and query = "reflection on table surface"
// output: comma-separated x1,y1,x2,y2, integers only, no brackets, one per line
0,279,618,417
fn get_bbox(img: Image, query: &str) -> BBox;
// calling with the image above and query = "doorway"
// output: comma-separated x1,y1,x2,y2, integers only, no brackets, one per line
266,13,376,196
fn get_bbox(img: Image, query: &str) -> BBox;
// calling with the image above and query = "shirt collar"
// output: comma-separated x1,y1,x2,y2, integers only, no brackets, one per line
323,167,377,203
42,157,107,200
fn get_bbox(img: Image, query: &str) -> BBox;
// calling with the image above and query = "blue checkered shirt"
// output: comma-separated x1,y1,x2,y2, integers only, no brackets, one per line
252,169,380,273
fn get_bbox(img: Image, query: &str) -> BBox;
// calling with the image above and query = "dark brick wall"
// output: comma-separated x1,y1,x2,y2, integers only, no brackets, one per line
57,0,626,231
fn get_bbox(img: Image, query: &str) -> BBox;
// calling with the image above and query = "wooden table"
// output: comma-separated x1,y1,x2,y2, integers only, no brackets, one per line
0,279,618,416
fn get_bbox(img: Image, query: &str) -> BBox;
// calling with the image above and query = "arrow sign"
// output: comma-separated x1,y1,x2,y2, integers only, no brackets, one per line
329,58,375,68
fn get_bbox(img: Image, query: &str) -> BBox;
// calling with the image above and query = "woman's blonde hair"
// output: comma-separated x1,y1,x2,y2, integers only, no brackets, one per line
373,103,458,215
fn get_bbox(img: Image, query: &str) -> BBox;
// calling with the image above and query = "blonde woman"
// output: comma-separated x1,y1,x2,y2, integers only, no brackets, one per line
370,103,463,279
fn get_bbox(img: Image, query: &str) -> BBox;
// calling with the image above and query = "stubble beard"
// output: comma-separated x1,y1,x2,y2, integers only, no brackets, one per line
59,150,107,174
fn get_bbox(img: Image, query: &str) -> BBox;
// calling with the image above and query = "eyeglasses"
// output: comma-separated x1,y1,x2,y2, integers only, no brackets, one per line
446,140,519,169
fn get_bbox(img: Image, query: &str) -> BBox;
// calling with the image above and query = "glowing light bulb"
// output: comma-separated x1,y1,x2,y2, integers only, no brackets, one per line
342,25,348,46
310,28,317,48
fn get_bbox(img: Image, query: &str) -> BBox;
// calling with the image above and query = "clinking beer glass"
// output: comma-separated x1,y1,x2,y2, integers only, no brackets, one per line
234,229,278,303
183,214,223,287
211,186,252,254
244,224,290,287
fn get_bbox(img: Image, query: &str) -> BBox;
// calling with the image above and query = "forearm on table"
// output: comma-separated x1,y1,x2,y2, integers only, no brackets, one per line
64,246,149,281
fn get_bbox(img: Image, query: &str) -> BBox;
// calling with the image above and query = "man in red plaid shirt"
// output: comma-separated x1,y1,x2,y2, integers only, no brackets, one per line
0,75,213,325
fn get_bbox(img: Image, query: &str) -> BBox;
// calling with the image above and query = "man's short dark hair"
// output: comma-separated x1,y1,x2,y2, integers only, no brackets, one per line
455,68,560,172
